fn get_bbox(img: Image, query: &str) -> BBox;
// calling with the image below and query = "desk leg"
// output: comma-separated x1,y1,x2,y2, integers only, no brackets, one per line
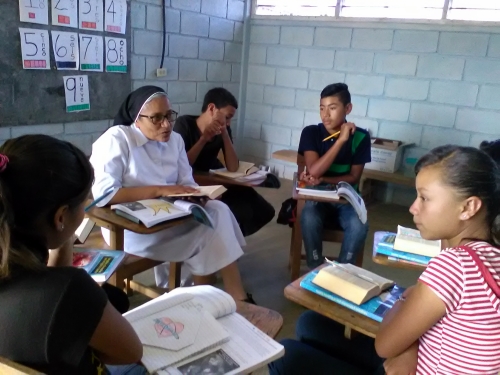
168,262,182,292
290,199,305,281
107,227,128,293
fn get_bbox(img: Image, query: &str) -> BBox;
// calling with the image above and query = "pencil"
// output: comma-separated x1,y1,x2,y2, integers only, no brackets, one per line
84,188,115,212
322,130,341,142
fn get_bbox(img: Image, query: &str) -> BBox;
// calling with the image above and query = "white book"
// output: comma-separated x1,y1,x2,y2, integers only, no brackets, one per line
125,286,284,375
74,217,95,244
111,199,214,229
210,162,259,179
394,225,441,258
296,181,367,224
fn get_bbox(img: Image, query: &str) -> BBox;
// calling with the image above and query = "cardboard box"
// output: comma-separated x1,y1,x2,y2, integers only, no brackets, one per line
365,138,411,173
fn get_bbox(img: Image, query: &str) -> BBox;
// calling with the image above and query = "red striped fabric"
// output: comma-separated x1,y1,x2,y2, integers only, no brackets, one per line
418,242,500,374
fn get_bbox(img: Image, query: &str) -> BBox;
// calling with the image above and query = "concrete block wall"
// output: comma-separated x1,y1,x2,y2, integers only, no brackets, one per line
131,0,245,133
3,0,245,155
242,21,500,191
0,120,112,156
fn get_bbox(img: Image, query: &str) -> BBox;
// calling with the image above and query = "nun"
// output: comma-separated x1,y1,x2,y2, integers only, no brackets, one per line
89,86,253,303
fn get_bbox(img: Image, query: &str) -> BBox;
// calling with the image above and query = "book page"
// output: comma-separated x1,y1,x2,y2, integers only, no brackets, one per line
167,199,214,228
319,265,376,291
167,285,237,319
132,302,202,351
112,199,189,227
124,294,193,323
337,182,367,224
141,309,229,372
160,313,284,375
341,264,393,289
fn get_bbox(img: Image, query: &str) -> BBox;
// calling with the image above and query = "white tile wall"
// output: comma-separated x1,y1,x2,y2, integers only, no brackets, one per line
241,21,500,203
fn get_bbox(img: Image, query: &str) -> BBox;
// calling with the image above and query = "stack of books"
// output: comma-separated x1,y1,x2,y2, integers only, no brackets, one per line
374,226,442,266
300,261,405,322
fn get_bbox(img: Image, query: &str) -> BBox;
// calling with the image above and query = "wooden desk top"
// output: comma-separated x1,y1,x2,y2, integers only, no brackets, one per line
372,254,426,272
86,204,193,234
236,301,283,339
272,149,415,187
284,266,379,338
362,169,415,187
272,149,297,164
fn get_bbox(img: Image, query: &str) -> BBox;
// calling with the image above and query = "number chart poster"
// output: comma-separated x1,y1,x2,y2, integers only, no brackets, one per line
105,37,127,73
63,75,90,112
79,34,103,72
79,0,103,31
105,0,127,34
51,31,79,70
19,0,49,25
52,0,78,28
19,28,50,70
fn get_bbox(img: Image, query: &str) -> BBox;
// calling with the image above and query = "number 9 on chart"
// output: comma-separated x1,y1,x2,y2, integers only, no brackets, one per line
63,75,90,113
105,37,127,73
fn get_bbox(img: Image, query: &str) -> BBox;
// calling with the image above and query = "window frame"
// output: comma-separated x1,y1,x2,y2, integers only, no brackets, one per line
251,0,500,26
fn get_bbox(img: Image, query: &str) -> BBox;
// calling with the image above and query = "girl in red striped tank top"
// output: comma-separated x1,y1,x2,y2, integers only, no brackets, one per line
375,145,500,375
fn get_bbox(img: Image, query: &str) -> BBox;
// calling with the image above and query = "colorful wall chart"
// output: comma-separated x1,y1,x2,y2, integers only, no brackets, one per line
63,75,90,112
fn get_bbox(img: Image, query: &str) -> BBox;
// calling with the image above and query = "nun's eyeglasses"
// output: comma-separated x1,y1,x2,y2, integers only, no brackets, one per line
138,110,178,126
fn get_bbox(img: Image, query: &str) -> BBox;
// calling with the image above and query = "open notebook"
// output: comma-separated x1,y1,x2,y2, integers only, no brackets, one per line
124,286,284,375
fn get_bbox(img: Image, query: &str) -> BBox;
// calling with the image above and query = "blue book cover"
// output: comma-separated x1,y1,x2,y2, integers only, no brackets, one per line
377,232,396,250
73,249,125,283
376,246,431,265
300,271,405,323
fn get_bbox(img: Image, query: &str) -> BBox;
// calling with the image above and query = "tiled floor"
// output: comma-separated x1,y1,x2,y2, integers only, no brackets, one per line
131,178,420,341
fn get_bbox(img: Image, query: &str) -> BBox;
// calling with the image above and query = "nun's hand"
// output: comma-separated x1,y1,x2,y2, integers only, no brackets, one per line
158,185,199,196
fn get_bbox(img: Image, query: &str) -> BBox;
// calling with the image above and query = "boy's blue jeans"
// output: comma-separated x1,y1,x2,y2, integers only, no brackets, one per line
301,200,369,268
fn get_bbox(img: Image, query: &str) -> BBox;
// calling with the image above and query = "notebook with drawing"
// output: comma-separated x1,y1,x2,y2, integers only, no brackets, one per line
124,286,284,375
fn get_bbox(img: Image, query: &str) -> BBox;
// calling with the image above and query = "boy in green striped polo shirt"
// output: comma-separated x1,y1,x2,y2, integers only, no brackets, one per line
298,83,371,268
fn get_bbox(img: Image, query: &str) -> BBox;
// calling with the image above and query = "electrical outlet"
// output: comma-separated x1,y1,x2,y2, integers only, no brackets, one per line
156,68,167,77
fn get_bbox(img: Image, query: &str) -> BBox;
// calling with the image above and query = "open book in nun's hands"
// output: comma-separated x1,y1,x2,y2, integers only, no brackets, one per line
111,198,214,228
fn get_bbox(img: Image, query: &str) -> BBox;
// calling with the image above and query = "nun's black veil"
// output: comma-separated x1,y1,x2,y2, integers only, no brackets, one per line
113,86,166,126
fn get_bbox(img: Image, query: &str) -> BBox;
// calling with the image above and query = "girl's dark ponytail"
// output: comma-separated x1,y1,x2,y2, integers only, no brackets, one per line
0,135,93,279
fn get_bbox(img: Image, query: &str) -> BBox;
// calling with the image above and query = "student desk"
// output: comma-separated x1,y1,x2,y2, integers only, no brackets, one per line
284,265,379,339
271,149,416,203
193,171,266,187
85,205,194,297
372,253,427,272
0,304,283,374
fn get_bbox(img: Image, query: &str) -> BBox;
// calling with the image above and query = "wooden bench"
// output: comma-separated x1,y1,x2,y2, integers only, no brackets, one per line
271,149,415,202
